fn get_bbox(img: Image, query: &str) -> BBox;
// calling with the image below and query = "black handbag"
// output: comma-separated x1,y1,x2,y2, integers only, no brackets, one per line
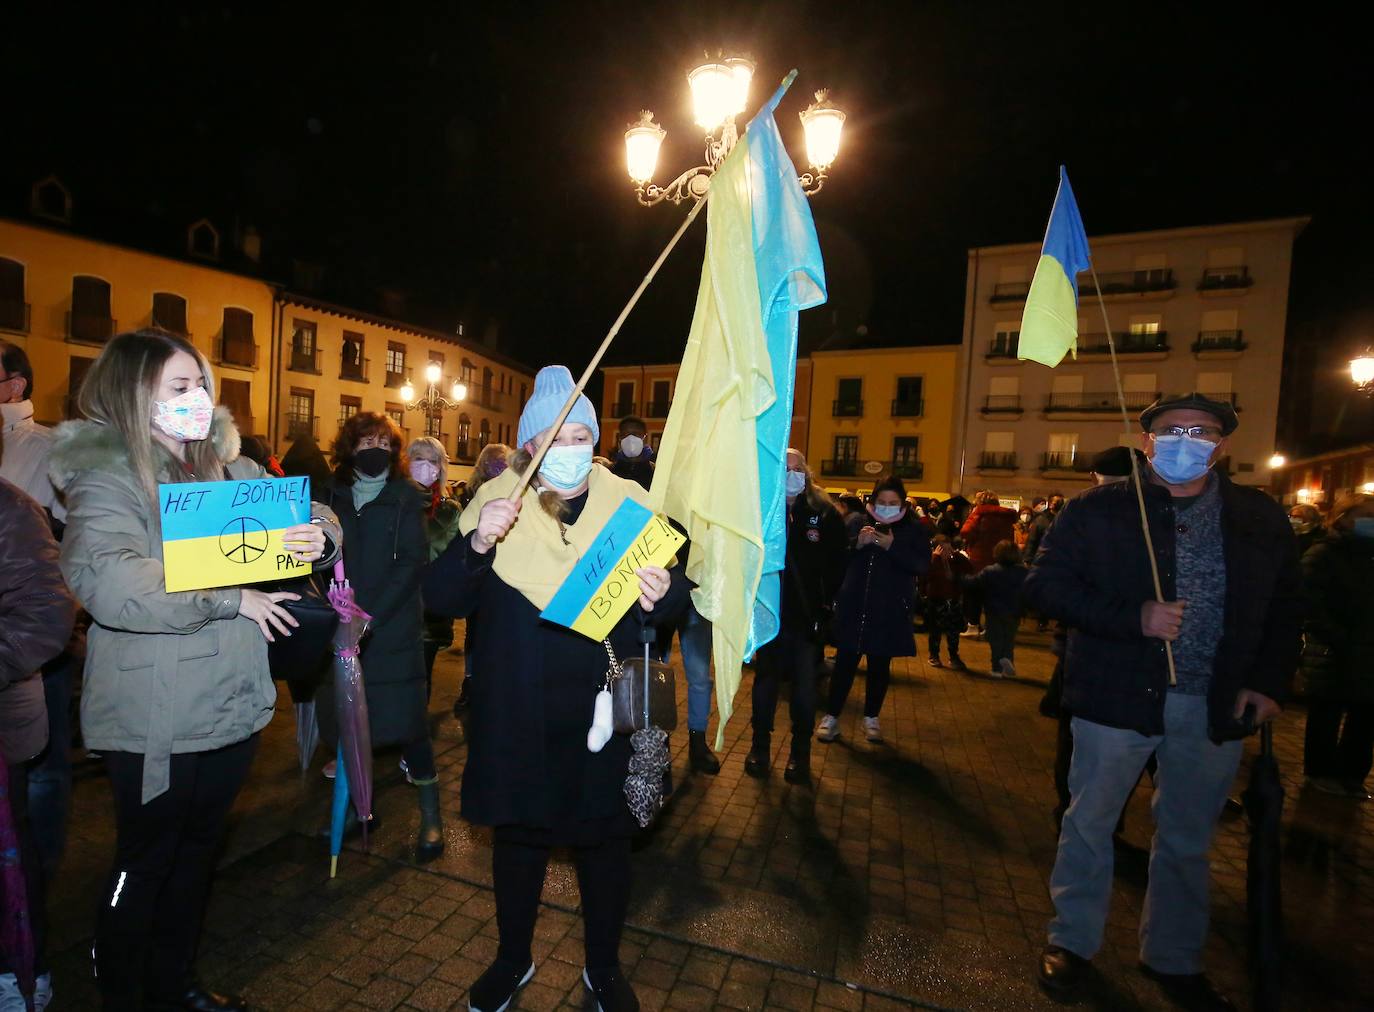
266,570,339,684
603,636,677,734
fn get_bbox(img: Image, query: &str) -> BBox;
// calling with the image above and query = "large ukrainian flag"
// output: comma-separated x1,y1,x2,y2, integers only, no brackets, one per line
1016,167,1092,368
650,72,826,749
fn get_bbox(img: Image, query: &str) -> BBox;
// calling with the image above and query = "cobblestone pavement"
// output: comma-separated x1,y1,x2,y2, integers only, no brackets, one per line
43,621,1374,1010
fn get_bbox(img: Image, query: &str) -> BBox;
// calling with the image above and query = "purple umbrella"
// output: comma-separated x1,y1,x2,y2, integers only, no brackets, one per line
328,560,373,876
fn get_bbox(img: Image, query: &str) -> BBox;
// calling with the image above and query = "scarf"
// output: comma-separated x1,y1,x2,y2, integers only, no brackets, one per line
458,463,648,610
351,470,389,511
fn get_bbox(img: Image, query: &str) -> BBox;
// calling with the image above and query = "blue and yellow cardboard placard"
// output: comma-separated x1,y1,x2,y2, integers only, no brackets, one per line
540,499,685,641
159,476,312,592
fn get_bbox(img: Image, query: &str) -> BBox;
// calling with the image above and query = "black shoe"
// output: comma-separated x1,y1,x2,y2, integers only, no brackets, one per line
414,778,444,863
744,747,769,778
689,730,721,775
453,677,471,715
147,986,248,1011
468,958,534,1011
948,656,967,671
784,754,810,786
1139,965,1235,1011
1038,945,1088,996
583,966,639,1012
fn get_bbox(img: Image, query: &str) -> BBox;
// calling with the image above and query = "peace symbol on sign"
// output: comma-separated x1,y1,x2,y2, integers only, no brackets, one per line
219,517,270,564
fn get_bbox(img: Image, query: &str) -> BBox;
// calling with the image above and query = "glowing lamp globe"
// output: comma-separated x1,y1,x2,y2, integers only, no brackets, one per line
800,90,846,170
425,362,442,385
725,57,755,116
451,381,467,402
1268,454,1286,469
688,61,736,130
1352,351,1374,390
400,381,415,403
625,112,666,183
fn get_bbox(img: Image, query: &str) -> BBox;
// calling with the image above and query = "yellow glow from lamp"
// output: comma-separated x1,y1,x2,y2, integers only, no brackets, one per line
1268,454,1286,469
625,112,666,183
451,381,466,402
1352,353,1374,387
400,381,415,403
1362,482,1374,495
800,90,845,170
688,61,736,130
725,57,754,116
424,362,442,385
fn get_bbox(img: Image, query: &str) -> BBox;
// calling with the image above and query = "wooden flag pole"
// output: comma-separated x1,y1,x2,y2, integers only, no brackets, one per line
1089,266,1178,686
508,193,711,502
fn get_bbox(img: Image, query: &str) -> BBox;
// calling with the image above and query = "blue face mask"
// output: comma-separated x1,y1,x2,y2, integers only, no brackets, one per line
873,504,904,522
1353,517,1374,540
1150,434,1216,485
539,444,594,491
785,470,807,497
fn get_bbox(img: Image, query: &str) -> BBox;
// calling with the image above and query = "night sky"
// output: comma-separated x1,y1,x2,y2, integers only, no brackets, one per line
4,3,1371,432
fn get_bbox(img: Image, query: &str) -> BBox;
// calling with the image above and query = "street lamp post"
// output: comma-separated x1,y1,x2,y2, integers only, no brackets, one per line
401,362,466,444
624,56,846,206
1351,349,1374,395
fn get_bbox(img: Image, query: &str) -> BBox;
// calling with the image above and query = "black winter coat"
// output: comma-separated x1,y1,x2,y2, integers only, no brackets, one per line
319,476,429,746
422,519,689,832
1299,531,1374,703
833,512,930,657
1022,473,1301,737
778,496,848,638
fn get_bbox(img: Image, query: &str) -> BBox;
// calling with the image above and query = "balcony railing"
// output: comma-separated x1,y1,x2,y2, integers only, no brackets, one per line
67,312,117,344
1080,268,1176,296
1040,451,1087,472
610,400,637,418
891,460,924,480
821,458,860,476
340,356,370,382
890,399,924,417
987,338,1020,358
1045,390,1159,413
989,281,1031,302
978,452,1018,470
217,336,258,368
0,301,30,333
1193,330,1247,353
1199,265,1252,291
1077,330,1169,354
645,399,672,418
288,346,321,374
286,413,319,439
832,399,863,417
470,386,506,411
981,394,1023,415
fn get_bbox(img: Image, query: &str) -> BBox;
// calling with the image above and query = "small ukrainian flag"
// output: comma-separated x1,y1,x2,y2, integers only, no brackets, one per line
1017,166,1092,368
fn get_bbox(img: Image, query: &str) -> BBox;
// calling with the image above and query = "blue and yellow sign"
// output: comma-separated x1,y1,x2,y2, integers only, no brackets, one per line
159,476,313,592
540,499,685,641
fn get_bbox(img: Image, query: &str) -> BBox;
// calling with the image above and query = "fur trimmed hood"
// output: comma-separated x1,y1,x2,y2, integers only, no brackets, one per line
49,406,241,493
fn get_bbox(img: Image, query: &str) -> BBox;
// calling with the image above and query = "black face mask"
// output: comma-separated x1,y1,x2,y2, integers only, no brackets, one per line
355,446,392,477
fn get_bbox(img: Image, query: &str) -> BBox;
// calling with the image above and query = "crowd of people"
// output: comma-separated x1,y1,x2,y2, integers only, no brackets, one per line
0,325,1355,1012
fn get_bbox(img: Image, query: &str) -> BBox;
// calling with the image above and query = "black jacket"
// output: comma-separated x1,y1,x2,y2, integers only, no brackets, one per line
318,476,429,746
833,512,931,657
779,496,848,637
422,526,688,830
1022,472,1300,737
1299,531,1374,703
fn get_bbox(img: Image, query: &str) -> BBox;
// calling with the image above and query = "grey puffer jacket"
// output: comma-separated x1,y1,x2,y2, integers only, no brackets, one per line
49,408,340,802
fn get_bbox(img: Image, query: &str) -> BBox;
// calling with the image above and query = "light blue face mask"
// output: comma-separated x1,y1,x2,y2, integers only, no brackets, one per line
873,504,904,522
1150,433,1216,485
1353,517,1374,540
539,444,594,491
785,470,807,497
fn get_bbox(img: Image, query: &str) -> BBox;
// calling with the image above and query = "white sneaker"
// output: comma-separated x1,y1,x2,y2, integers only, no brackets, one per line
323,759,337,779
999,658,1017,679
35,973,52,1012
816,715,840,742
863,717,883,742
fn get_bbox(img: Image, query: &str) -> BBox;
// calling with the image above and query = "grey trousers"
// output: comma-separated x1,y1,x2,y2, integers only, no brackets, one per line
1048,692,1242,974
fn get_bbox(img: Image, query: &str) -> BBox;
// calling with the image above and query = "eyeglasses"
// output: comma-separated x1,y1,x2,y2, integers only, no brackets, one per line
1151,425,1223,441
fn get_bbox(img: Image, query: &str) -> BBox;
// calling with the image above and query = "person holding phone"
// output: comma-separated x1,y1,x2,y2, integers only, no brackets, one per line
1024,393,1299,1010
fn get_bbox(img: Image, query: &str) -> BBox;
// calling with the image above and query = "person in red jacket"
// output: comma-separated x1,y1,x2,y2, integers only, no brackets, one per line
960,490,1019,633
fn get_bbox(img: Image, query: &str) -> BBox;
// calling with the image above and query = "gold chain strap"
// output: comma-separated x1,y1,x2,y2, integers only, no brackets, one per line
601,639,622,690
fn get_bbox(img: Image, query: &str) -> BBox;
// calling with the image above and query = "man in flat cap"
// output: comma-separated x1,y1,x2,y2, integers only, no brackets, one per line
1024,393,1300,1010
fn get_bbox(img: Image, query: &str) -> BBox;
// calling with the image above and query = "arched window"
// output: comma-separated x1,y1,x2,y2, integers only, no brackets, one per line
479,417,491,448
69,276,113,343
151,292,187,335
188,219,220,260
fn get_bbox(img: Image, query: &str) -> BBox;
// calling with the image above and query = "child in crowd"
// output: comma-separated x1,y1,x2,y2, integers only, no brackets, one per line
921,534,971,669
969,539,1028,678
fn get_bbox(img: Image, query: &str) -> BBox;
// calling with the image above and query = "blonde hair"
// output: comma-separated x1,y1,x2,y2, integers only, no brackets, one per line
407,436,449,491
787,449,833,513
469,442,512,497
78,328,221,508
